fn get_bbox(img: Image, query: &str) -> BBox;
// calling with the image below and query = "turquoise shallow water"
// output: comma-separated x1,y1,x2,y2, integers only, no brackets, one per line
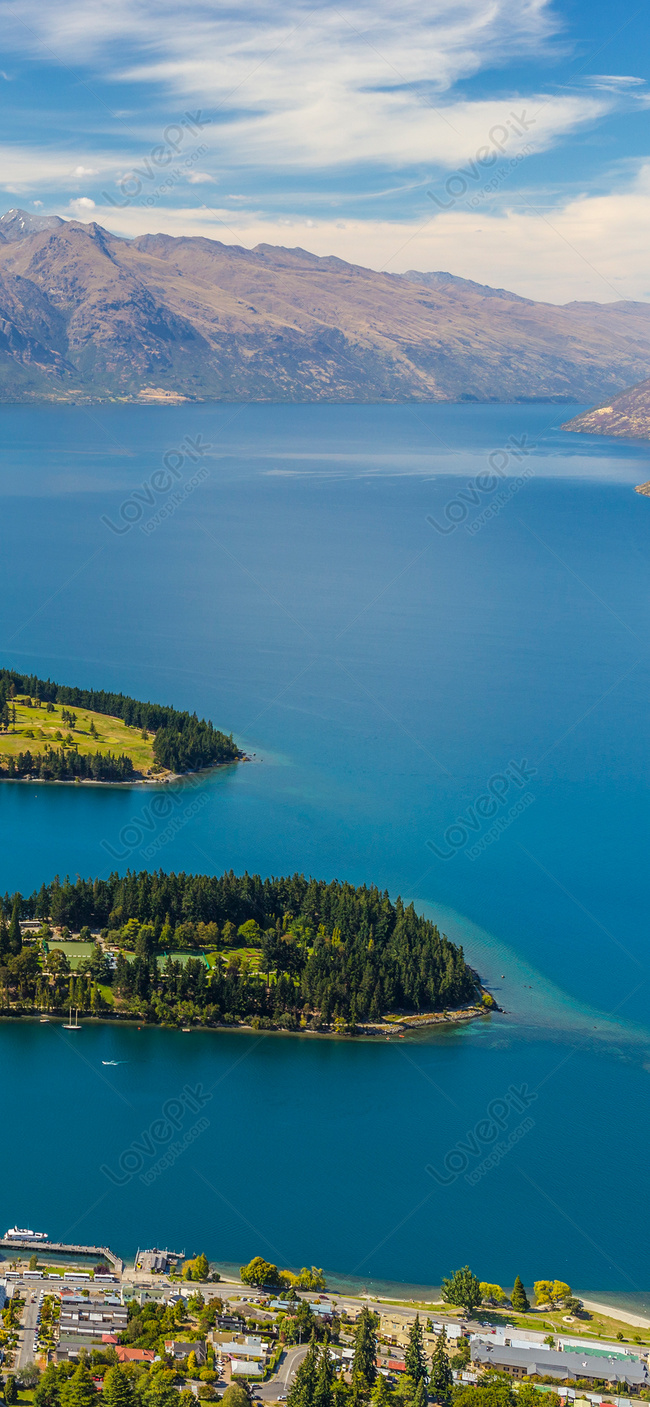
1,401,650,1291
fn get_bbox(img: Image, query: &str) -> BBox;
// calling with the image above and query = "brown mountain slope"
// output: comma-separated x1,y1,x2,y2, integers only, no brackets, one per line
561,377,650,442
2,211,650,402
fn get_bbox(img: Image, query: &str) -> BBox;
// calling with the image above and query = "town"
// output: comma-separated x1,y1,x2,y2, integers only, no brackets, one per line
1,1237,649,1407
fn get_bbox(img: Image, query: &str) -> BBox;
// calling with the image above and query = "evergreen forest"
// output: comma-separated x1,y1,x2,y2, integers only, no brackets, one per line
0,869,479,1029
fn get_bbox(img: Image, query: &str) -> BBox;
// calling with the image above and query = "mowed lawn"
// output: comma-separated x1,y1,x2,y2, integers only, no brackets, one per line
0,697,163,774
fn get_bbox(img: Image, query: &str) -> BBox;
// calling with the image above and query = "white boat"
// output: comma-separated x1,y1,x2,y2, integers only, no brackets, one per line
63,1007,81,1030
5,1227,49,1241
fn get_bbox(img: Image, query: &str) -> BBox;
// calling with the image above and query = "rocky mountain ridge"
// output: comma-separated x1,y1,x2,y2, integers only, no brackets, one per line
561,377,650,442
1,209,650,402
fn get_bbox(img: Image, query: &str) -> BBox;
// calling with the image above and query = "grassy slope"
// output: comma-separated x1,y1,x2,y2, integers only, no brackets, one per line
427,1301,650,1348
0,697,165,776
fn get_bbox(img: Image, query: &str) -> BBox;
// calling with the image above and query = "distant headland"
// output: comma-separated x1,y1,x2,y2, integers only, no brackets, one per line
0,668,242,783
561,375,650,443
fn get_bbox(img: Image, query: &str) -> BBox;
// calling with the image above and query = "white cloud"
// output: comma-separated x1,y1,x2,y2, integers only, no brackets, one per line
65,163,650,304
71,164,99,176
68,195,96,212
0,0,584,175
186,171,214,184
0,145,115,192
33,199,42,206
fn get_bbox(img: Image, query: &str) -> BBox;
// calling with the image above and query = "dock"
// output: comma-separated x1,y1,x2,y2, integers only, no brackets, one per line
0,1239,124,1275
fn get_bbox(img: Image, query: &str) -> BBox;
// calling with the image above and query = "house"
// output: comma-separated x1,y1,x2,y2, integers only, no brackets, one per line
216,1315,247,1333
381,1314,464,1350
164,1340,207,1364
230,1360,264,1378
138,1250,170,1274
219,1338,265,1360
115,1347,156,1364
472,1342,650,1389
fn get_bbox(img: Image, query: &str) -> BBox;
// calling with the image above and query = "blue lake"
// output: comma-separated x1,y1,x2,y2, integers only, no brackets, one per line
1,401,650,1298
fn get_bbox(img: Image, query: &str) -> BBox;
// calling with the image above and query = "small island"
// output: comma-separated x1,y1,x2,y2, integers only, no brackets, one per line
0,668,241,782
0,869,490,1033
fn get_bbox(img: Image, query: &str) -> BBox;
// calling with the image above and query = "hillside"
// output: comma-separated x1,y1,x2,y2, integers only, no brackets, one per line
1,209,650,402
0,668,241,781
561,376,650,442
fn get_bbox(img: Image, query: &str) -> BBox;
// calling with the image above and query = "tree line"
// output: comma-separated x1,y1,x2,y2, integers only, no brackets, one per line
0,669,240,774
0,869,479,1027
4,747,135,781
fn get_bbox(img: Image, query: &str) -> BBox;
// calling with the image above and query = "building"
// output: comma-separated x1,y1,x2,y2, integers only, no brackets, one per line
58,1294,128,1338
115,1347,155,1364
218,1338,266,1360
380,1314,464,1350
216,1315,247,1333
230,1360,264,1378
137,1249,170,1274
472,1326,640,1359
472,1341,650,1389
164,1340,207,1364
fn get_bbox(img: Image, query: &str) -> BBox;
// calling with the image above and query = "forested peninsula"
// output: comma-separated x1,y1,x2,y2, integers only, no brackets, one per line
0,870,484,1032
0,669,241,781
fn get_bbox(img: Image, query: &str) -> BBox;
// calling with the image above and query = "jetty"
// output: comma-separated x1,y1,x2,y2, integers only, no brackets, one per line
0,1238,124,1275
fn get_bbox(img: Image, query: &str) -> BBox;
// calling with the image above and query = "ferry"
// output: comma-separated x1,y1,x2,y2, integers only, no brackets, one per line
4,1226,49,1241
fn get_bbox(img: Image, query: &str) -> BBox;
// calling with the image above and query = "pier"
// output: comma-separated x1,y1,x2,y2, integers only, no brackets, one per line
0,1239,124,1275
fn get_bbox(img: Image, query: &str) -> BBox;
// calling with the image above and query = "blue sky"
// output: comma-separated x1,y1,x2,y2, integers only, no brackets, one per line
0,0,649,301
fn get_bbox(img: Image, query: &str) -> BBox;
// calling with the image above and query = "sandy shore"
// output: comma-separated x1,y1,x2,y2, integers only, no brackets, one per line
579,1298,650,1329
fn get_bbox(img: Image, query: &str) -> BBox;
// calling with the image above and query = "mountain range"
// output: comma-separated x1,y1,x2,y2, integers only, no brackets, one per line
1,207,650,403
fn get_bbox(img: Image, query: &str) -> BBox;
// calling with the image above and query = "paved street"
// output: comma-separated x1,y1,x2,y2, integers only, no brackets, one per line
16,1289,39,1369
255,1344,309,1401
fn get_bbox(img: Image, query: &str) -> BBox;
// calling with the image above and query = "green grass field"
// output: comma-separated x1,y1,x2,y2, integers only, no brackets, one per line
47,941,96,969
0,696,165,776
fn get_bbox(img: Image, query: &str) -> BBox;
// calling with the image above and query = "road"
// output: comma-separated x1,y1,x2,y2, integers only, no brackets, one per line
16,1290,39,1369
255,1345,309,1401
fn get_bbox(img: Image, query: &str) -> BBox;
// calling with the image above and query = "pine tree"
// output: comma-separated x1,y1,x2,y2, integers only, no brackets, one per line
314,1345,335,1407
102,1368,134,1407
288,1337,320,1407
0,915,10,963
59,1364,98,1407
332,1372,349,1407
370,1377,391,1407
34,1363,60,1407
8,897,22,956
352,1307,378,1388
414,1379,428,1407
511,1276,530,1312
5,1377,18,1405
428,1328,452,1405
405,1315,427,1386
